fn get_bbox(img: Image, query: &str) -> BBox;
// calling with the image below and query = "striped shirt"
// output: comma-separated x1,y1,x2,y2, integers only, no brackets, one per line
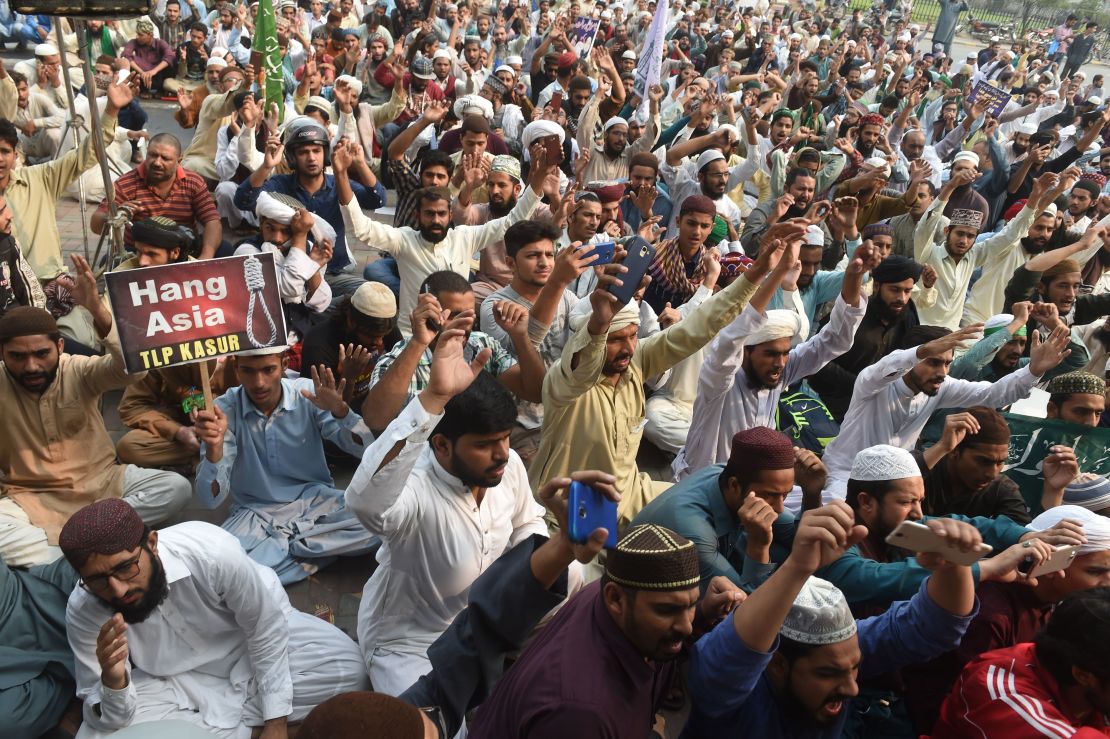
97,164,219,250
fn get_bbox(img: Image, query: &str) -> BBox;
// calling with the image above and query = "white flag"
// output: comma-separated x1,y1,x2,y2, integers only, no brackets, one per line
634,0,668,119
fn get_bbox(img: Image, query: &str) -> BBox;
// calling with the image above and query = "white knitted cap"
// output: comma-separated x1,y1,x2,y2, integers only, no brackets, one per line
850,445,920,482
781,577,857,645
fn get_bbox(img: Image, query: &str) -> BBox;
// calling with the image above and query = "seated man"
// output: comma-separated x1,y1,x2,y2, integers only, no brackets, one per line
933,587,1110,737
193,346,378,584
635,427,826,593
61,499,368,738
674,237,873,481
298,469,619,739
0,265,191,568
362,271,544,434
180,64,249,185
90,132,222,259
469,523,742,738
0,553,80,737
235,193,335,341
346,318,550,694
11,70,63,164
119,19,175,94
683,502,980,737
1,71,132,282
913,408,1032,523
115,219,235,471
904,504,1110,733
820,323,1072,499
821,444,1078,614
300,283,401,409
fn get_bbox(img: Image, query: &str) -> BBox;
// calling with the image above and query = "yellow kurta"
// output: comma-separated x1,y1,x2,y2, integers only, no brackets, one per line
529,275,760,526
0,332,143,543
181,90,237,181
6,116,118,280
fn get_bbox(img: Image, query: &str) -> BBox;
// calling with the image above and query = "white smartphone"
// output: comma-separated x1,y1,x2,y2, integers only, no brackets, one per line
884,520,993,567
1023,544,1080,578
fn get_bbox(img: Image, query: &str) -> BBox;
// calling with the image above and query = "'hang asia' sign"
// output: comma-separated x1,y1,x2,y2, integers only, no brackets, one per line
106,253,287,374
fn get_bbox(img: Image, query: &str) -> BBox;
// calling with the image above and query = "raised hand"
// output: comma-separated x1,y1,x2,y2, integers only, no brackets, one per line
657,302,681,328
699,576,747,621
309,239,333,268
330,138,355,174
550,242,599,286
300,365,349,417
96,614,130,691
917,323,984,359
1028,324,1072,377
422,312,491,407
70,254,101,313
787,501,869,574
492,299,529,340
920,263,938,289
338,343,373,382
1043,445,1080,490
411,292,446,348
794,447,828,501
262,134,285,170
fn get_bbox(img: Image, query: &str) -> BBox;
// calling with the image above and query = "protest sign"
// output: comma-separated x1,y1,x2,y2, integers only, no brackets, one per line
1002,413,1110,512
570,16,601,58
633,0,668,112
106,253,287,375
966,80,1012,118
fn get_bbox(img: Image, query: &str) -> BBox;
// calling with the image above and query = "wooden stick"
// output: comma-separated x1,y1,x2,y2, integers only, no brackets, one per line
199,362,214,412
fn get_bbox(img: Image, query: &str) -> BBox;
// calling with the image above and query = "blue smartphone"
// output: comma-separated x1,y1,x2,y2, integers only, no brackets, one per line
607,236,656,305
583,241,616,265
567,481,618,549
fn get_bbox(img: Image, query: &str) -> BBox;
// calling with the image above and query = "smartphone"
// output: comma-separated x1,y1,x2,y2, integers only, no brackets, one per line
583,241,615,265
567,481,618,549
884,520,993,567
607,236,656,305
550,90,564,112
1020,544,1080,578
544,135,564,165
815,203,830,218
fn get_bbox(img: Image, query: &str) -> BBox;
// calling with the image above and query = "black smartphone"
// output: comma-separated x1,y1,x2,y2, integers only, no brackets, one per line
607,236,656,305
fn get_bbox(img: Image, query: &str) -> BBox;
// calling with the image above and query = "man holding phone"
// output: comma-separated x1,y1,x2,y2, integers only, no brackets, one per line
529,222,807,525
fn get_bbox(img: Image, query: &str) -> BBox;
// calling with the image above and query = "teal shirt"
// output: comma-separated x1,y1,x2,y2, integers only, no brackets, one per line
818,513,1028,614
632,465,795,593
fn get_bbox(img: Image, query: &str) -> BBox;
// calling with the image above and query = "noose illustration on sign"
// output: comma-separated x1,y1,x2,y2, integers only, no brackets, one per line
243,255,278,348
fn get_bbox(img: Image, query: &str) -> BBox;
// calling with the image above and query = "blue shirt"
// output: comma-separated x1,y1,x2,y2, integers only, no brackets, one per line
684,579,977,738
769,270,846,337
233,174,386,274
196,378,371,510
632,465,795,594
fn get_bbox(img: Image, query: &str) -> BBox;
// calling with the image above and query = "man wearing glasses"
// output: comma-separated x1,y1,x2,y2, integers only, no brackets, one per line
60,498,369,739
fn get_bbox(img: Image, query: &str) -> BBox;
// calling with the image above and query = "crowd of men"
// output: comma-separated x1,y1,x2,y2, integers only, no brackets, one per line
6,0,1110,737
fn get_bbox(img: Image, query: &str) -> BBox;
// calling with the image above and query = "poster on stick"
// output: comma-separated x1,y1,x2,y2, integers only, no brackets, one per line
570,16,601,58
106,253,287,374
966,80,1012,118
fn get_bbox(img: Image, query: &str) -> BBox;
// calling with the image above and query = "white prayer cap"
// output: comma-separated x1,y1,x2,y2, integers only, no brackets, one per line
335,74,363,97
846,39,857,47
697,149,725,171
494,64,515,76
446,2,457,9
433,49,452,61
622,50,637,60
864,156,891,177
781,577,857,645
722,29,734,38
351,282,398,319
522,119,565,150
506,55,523,66
453,94,494,121
953,151,980,167
820,34,831,41
1013,120,1037,135
744,310,803,348
910,24,920,32
604,116,629,132
804,224,825,246
1090,96,1104,106
1042,202,1058,218
850,445,920,482
255,191,337,247
568,297,640,334
789,32,802,40
34,43,59,57
237,345,290,357
716,123,739,142
990,35,1000,42
897,32,911,42
1044,89,1059,98
984,313,1014,333
206,56,228,69
305,95,335,121
1031,505,1110,555
601,9,613,19
212,46,229,58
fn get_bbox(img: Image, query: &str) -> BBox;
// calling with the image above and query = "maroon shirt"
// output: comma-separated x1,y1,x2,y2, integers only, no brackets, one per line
468,581,677,738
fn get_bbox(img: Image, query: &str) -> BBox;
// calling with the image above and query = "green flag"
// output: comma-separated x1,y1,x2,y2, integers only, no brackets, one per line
256,0,284,123
1002,413,1110,514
